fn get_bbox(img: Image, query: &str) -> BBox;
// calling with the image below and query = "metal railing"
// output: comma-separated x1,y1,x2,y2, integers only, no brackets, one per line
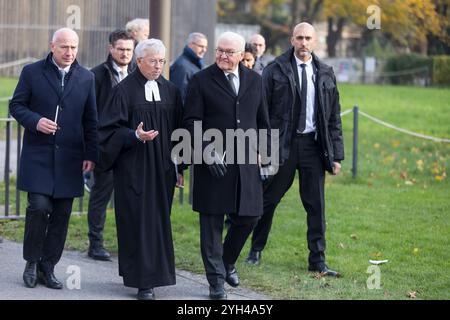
1,108,85,219
3,105,448,219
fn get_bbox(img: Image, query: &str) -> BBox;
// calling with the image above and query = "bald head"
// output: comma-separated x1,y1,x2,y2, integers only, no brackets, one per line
249,34,266,57
291,22,317,62
52,28,79,43
51,28,79,68
292,22,316,37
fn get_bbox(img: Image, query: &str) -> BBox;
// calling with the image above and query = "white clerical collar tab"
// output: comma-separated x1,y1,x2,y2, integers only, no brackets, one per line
145,80,161,102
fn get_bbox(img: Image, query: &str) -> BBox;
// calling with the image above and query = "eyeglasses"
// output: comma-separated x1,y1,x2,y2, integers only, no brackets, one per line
146,59,167,66
114,47,133,53
216,48,241,57
193,43,208,50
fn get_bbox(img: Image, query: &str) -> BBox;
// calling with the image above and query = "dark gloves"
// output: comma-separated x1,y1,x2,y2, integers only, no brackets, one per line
206,150,227,178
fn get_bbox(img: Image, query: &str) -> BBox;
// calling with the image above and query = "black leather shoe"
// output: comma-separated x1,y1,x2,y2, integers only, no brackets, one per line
245,250,261,265
225,265,239,287
137,288,155,300
88,246,111,261
38,270,64,289
23,262,38,288
308,264,341,278
209,285,227,300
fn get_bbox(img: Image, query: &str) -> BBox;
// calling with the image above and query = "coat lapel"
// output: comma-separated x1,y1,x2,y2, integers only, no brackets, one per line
62,67,80,100
211,64,236,98
237,63,249,100
42,66,62,98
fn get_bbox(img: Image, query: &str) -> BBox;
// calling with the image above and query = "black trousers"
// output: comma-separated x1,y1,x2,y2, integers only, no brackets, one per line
200,213,259,287
23,193,73,274
87,168,114,247
250,133,327,266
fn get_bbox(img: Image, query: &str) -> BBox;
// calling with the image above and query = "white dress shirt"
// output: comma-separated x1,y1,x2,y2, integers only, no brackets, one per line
294,55,316,133
224,68,240,94
112,61,128,82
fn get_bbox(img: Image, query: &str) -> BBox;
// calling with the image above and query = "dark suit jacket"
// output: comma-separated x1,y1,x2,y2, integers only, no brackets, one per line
262,48,344,172
90,54,121,118
183,63,270,216
9,53,98,198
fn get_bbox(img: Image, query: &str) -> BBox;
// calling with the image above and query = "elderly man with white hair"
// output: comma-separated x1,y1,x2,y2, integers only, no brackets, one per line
125,18,149,44
98,39,183,300
183,31,270,300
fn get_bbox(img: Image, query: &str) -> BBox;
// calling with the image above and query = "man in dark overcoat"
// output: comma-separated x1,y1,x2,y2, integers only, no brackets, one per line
10,28,98,289
183,31,270,300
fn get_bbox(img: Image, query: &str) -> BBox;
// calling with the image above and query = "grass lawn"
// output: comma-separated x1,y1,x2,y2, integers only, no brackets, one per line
1,81,449,300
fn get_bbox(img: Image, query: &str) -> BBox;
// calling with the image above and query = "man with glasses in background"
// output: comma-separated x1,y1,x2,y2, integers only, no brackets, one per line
170,32,208,102
98,39,183,300
86,29,134,262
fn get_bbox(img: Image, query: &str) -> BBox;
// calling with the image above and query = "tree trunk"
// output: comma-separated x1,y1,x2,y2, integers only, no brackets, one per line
326,17,345,57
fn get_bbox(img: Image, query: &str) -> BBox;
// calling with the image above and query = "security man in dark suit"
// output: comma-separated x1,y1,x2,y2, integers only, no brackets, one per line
87,30,134,261
183,31,270,300
246,22,344,277
10,28,98,289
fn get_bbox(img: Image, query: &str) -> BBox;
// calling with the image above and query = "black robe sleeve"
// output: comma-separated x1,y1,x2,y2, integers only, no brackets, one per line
97,85,139,172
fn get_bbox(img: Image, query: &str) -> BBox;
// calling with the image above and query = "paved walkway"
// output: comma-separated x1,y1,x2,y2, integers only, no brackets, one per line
0,239,270,300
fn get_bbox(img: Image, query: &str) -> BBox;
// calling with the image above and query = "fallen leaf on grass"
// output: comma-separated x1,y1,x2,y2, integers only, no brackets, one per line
371,252,382,258
416,160,424,171
391,140,400,148
350,234,357,240
312,272,328,279
435,172,446,181
400,171,408,180
407,291,417,299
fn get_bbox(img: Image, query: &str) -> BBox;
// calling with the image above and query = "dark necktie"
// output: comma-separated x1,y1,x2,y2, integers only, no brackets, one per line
60,70,66,92
297,63,307,133
227,73,237,95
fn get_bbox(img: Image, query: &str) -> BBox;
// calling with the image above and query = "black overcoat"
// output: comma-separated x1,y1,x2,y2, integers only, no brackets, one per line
9,53,98,198
183,63,270,216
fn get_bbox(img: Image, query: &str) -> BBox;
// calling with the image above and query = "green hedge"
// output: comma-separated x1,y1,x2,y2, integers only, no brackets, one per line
384,54,432,85
432,55,450,86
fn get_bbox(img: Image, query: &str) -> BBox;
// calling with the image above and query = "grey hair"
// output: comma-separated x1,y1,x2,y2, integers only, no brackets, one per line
187,32,207,45
135,38,166,58
125,18,149,33
217,32,245,52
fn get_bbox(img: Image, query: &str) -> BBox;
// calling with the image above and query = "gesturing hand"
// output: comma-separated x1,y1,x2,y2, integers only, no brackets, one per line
37,117,58,134
135,122,159,142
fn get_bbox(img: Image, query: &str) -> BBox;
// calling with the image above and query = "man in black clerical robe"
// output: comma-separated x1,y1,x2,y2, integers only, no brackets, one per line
98,39,183,300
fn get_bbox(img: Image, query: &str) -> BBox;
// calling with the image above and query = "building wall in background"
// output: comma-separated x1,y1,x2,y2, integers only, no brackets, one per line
0,0,217,76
